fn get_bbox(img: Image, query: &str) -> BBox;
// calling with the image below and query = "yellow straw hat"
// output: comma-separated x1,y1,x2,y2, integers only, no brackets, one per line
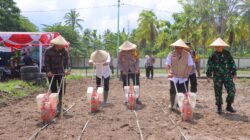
50,35,69,46
119,41,137,51
170,39,189,49
209,38,229,47
89,50,108,64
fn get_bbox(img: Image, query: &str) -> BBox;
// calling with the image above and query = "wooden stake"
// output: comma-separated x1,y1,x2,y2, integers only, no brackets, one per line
77,120,90,140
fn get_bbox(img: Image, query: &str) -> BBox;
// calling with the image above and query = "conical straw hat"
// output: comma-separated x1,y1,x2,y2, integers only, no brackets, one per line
50,35,69,46
209,38,229,47
170,39,189,49
119,41,137,51
90,50,108,64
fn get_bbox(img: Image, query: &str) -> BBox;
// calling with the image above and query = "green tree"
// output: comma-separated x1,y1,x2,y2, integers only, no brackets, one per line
0,0,21,31
43,23,83,57
64,9,83,31
82,28,93,56
103,29,117,56
237,0,250,49
19,16,38,32
154,20,171,57
136,10,158,51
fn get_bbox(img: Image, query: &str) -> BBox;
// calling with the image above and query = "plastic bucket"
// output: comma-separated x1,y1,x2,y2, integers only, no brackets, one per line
176,92,184,110
134,86,140,98
124,86,129,101
189,92,197,109
97,87,104,103
36,94,46,111
49,93,59,110
87,87,94,102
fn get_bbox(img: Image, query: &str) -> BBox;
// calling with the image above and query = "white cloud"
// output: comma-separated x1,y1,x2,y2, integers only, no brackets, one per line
156,0,182,12
14,0,182,33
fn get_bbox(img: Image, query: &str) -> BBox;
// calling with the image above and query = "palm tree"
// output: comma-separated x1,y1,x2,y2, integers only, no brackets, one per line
64,9,83,31
237,0,250,18
156,20,171,51
136,10,158,50
237,0,250,49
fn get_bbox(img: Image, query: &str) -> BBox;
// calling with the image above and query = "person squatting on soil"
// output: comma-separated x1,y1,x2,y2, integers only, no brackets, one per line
89,50,111,106
185,42,198,93
118,41,142,105
165,39,194,110
145,54,155,79
206,38,237,114
44,35,70,117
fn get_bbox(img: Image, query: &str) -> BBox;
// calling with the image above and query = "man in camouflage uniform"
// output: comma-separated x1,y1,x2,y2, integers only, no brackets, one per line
206,38,237,114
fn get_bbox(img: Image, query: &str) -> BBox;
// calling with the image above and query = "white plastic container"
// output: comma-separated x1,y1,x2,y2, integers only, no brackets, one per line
134,86,140,98
124,86,130,101
189,92,197,109
36,93,46,111
87,87,94,102
49,93,59,110
97,87,104,102
176,92,184,110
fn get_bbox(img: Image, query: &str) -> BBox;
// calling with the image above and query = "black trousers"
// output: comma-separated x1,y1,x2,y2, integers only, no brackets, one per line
121,73,140,87
187,73,197,93
169,80,188,107
48,75,66,113
146,66,154,79
96,76,110,91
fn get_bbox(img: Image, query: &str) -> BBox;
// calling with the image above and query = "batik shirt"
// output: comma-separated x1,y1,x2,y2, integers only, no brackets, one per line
206,50,237,78
44,47,69,74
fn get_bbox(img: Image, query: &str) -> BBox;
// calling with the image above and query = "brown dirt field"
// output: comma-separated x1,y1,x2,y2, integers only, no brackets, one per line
0,77,250,140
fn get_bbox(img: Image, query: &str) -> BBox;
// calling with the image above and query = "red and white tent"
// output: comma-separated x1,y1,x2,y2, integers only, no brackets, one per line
0,32,60,72
0,32,59,49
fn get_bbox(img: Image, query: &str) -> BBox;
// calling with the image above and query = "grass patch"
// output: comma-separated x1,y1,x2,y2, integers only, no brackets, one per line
66,74,84,81
0,80,45,105
238,78,250,85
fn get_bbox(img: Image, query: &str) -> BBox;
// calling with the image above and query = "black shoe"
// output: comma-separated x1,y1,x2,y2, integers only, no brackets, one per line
136,99,142,105
217,105,222,114
226,105,236,113
55,111,61,118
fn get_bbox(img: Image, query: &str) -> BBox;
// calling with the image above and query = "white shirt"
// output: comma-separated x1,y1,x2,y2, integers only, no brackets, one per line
165,52,194,84
95,54,111,78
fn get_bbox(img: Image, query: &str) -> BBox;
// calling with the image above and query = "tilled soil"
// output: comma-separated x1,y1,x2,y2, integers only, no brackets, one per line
0,77,250,140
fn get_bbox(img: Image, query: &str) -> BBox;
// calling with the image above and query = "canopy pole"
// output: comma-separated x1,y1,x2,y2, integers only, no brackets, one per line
39,42,42,73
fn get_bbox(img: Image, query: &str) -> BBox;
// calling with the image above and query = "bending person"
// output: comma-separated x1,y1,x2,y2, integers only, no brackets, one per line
89,50,111,106
118,41,142,105
44,35,70,117
165,39,193,110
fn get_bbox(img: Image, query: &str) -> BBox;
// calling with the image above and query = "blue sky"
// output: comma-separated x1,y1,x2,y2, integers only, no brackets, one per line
14,0,183,34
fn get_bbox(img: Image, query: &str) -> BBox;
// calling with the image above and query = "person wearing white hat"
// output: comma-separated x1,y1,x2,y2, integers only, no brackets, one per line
118,41,142,105
89,50,111,105
44,35,70,117
206,38,237,114
165,39,194,110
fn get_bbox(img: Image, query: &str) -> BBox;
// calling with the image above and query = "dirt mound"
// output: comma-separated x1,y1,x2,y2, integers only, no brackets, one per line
0,77,249,140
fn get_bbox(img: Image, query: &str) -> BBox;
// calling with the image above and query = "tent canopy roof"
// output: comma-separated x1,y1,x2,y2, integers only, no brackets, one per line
0,32,60,49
